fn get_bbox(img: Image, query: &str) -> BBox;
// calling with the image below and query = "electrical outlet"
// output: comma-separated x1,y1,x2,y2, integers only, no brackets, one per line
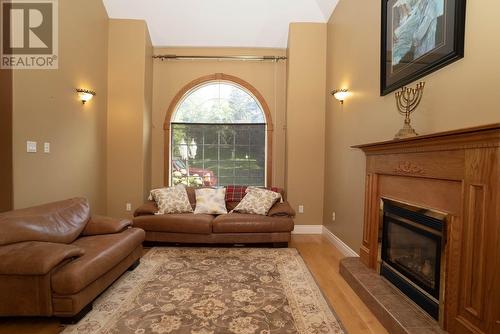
298,205,304,214
26,141,37,153
44,142,50,153
126,203,132,211
332,211,336,221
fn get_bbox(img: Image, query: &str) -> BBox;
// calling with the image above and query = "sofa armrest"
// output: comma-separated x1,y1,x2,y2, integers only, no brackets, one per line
133,201,158,217
81,215,131,236
0,241,84,275
267,201,296,217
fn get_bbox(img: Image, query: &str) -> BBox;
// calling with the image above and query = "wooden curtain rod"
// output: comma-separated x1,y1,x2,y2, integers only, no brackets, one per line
153,54,287,62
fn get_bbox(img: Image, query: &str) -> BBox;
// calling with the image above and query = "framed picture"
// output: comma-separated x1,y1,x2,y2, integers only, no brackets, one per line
381,0,466,95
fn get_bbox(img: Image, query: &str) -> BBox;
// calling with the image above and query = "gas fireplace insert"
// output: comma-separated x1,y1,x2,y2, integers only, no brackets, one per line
380,198,447,320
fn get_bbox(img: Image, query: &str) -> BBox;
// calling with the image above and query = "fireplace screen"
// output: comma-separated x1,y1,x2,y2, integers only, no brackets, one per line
380,199,445,319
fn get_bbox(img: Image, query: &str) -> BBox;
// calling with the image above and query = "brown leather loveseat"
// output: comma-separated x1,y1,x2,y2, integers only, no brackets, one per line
0,198,145,321
133,187,295,246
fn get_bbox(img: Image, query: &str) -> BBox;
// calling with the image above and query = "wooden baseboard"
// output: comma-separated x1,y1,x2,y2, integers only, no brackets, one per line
322,227,359,257
292,225,323,234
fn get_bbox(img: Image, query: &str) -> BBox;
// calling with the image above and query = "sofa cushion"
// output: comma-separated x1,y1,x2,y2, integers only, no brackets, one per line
194,188,227,215
133,214,214,234
134,201,158,217
267,201,296,217
51,228,145,295
225,201,239,211
149,185,193,214
81,216,131,236
0,198,90,246
232,188,282,215
0,241,84,275
212,213,294,233
184,187,215,210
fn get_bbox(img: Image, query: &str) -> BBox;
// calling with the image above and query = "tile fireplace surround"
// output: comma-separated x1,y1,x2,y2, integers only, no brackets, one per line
343,124,500,334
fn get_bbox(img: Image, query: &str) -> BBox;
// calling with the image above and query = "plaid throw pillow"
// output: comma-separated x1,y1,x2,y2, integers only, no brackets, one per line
225,185,248,202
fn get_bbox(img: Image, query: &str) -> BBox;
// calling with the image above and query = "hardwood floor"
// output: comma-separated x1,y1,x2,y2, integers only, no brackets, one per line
0,235,386,334
290,235,387,334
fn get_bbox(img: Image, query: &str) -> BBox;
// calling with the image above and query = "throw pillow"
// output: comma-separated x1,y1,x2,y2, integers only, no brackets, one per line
194,187,228,215
225,185,248,202
232,188,282,215
148,185,193,215
246,186,283,202
225,185,283,202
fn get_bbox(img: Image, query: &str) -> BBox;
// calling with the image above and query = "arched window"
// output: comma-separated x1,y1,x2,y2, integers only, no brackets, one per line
167,75,271,187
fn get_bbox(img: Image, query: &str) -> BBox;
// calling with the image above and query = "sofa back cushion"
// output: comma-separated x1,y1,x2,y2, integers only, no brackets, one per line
0,198,90,246
185,187,197,210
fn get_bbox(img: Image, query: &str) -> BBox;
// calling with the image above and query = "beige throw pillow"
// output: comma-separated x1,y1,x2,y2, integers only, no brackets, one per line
149,185,193,215
194,188,227,215
245,186,284,202
232,188,282,215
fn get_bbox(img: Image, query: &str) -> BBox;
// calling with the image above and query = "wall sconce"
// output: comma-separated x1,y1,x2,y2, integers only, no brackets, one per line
331,89,349,104
76,88,96,104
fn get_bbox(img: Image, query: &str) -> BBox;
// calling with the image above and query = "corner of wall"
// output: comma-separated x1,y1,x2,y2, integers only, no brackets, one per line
107,18,153,218
285,22,327,226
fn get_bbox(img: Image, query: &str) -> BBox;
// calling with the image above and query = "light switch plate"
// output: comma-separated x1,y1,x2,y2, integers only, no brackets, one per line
126,203,132,211
27,141,37,153
298,205,304,214
44,142,50,153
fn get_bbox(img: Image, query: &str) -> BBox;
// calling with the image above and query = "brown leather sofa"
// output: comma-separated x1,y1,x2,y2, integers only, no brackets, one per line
133,187,295,246
0,198,145,321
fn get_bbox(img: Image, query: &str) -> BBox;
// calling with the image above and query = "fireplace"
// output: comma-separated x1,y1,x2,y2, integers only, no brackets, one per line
347,124,500,333
379,198,447,320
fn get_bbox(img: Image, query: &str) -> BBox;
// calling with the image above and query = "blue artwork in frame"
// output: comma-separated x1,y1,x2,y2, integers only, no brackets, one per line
381,0,466,95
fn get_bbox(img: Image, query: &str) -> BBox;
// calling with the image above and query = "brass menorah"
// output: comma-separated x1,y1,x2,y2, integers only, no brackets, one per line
394,82,425,139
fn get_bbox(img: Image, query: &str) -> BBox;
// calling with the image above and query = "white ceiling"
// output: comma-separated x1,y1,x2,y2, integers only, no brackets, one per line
102,0,339,48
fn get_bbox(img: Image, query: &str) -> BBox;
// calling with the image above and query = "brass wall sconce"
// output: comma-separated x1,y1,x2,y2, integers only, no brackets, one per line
76,88,96,104
331,89,349,104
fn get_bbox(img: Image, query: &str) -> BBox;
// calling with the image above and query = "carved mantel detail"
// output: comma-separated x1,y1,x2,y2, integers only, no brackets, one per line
394,161,425,175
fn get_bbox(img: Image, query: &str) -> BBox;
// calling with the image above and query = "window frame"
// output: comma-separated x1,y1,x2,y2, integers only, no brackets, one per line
163,73,273,187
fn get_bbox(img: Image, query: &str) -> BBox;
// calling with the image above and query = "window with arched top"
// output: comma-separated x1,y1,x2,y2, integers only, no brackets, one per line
167,74,272,187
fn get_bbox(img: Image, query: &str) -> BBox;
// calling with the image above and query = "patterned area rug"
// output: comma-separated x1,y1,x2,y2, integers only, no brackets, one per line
62,248,345,334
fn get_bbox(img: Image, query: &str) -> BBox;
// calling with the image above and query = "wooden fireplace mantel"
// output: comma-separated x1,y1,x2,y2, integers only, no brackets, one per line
353,123,500,333
353,123,500,153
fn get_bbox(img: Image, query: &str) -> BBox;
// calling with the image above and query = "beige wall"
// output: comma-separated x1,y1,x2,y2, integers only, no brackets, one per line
12,0,108,213
0,69,13,212
286,23,327,226
107,19,153,218
323,0,500,252
151,47,287,190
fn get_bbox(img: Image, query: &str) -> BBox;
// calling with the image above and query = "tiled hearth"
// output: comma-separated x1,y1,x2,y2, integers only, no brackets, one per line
340,257,444,334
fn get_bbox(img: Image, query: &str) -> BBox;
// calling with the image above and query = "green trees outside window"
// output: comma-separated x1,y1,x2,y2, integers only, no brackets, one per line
171,82,267,187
